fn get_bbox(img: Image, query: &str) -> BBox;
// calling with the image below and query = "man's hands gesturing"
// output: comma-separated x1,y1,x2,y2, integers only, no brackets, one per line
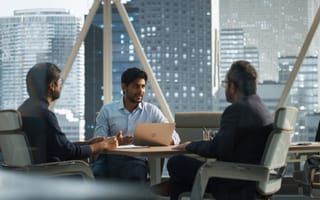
116,130,134,145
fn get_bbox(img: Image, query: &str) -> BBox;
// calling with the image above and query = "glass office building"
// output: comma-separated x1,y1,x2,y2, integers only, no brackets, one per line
279,56,319,141
0,9,85,141
220,0,311,82
138,0,214,113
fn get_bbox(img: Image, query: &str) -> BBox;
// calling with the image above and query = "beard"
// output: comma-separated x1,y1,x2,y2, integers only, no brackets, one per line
225,90,232,103
128,96,142,103
126,93,143,104
52,90,61,101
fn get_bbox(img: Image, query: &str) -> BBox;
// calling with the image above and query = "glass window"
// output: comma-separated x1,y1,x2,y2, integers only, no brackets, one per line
3,1,320,146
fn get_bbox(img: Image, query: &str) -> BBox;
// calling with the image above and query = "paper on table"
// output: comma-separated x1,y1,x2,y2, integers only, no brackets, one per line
118,144,149,149
291,141,314,145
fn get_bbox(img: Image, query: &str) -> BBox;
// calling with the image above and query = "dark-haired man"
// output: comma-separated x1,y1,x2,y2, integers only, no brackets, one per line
19,62,118,164
92,67,180,182
167,60,273,200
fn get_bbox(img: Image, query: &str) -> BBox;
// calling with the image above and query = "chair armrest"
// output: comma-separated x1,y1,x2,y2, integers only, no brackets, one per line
201,160,270,181
4,160,94,179
190,160,270,200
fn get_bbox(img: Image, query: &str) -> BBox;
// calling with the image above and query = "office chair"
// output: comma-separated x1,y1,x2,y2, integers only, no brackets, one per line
0,109,94,179
179,106,298,200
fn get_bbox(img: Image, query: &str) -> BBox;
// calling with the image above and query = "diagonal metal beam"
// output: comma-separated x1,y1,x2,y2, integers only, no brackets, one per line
61,0,101,81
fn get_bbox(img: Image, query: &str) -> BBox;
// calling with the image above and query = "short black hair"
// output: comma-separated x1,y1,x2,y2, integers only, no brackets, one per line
226,60,257,96
121,67,148,86
26,62,61,99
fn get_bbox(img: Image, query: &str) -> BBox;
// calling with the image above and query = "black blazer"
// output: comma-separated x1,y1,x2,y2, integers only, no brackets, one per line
186,94,273,164
18,98,91,163
186,94,274,198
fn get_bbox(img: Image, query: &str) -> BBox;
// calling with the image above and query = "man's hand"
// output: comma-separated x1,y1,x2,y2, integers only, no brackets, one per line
116,130,134,145
104,136,118,150
90,136,118,154
172,141,191,150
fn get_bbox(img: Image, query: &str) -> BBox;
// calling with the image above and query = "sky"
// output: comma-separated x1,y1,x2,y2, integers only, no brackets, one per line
0,0,94,17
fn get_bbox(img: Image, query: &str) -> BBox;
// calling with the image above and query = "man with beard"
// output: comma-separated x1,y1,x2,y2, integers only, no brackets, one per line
18,62,118,164
92,67,180,182
166,60,273,200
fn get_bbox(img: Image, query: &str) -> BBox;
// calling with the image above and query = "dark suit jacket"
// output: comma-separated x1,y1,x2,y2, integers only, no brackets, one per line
186,94,274,197
18,98,91,164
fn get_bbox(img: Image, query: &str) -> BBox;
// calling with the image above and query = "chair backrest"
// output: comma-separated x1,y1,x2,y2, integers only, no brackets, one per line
175,112,222,142
258,106,298,194
0,109,33,166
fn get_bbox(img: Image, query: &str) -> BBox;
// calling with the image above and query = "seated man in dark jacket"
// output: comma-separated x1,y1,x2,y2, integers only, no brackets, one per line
18,62,118,164
167,60,274,200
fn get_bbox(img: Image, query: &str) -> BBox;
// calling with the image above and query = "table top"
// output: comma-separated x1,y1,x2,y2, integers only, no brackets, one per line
289,142,320,152
107,145,187,157
106,142,320,157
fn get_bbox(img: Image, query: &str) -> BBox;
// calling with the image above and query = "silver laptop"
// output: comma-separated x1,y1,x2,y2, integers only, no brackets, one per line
133,123,175,146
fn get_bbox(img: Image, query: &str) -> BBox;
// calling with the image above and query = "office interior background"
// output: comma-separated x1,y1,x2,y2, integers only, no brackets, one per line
0,0,320,142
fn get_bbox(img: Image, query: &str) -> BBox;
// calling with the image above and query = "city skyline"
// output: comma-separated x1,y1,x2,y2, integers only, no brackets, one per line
1,1,320,142
220,0,317,82
0,8,85,141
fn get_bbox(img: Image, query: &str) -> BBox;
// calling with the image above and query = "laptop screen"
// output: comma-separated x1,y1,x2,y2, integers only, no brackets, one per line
133,123,175,146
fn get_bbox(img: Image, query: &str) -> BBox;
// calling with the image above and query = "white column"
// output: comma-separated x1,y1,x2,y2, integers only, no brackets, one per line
103,0,113,104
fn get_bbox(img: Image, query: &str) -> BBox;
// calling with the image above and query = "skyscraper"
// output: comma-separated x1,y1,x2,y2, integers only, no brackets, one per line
139,0,214,113
219,28,260,84
0,8,85,141
220,0,310,81
279,56,318,141
220,28,245,82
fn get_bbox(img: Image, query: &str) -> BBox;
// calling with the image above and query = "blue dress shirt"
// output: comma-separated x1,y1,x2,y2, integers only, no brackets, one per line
94,99,180,144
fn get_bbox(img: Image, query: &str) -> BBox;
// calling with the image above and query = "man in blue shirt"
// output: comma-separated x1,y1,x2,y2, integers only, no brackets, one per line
93,67,180,182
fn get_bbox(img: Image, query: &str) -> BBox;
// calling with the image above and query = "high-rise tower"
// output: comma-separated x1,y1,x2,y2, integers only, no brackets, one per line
0,9,85,141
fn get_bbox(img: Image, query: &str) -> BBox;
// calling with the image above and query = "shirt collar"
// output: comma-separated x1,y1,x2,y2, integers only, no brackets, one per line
119,97,144,111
